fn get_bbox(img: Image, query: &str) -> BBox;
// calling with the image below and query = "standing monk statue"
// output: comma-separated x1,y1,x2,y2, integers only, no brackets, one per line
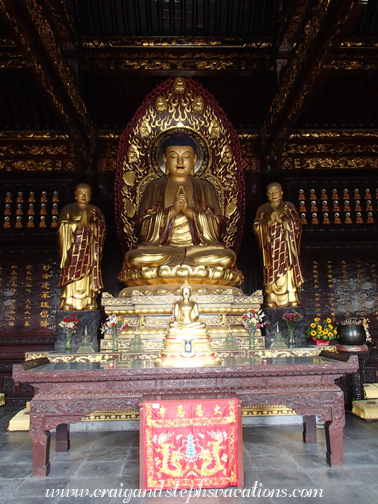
119,132,239,285
58,183,106,310
254,182,304,308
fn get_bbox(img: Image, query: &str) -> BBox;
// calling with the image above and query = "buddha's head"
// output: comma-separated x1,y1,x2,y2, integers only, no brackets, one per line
181,285,192,302
267,182,283,207
75,183,92,208
162,133,197,179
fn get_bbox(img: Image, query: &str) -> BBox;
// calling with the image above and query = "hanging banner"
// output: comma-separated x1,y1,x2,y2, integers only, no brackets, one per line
143,398,240,490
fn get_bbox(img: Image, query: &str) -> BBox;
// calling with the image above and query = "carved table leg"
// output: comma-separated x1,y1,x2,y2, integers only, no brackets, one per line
302,415,317,444
56,424,70,452
30,430,51,478
324,398,345,468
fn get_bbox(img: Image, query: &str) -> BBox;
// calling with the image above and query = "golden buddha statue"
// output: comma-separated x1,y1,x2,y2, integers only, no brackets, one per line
118,132,241,287
155,282,220,368
170,285,205,330
58,183,107,310
254,182,304,308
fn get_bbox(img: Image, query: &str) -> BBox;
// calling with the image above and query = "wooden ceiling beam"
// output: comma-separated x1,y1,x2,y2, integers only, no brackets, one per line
0,0,96,162
261,0,368,162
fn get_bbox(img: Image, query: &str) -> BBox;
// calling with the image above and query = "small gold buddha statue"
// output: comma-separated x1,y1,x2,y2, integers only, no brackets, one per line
16,204,23,216
320,189,328,200
345,212,352,224
354,188,361,200
355,200,362,212
27,204,35,216
299,201,306,212
366,200,373,212
365,188,372,200
39,216,46,228
192,95,204,114
333,200,340,212
356,212,364,224
27,216,34,228
16,192,23,203
343,200,351,212
170,285,206,330
51,215,58,228
4,204,11,216
40,191,48,203
332,189,339,200
343,189,350,200
5,192,12,204
155,282,220,368
310,200,318,213
367,212,375,224
323,213,330,225
52,203,59,215
3,216,10,228
15,216,22,228
300,213,307,225
155,95,167,113
309,189,317,200
334,212,341,224
28,191,35,203
298,189,306,201
52,191,59,203
321,201,329,212
40,203,47,216
311,213,319,225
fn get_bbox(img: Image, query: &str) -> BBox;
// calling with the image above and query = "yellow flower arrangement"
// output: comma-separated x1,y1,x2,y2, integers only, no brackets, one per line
305,317,338,341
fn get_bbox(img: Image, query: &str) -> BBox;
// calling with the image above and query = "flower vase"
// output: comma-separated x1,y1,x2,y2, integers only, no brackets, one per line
249,328,256,349
65,331,74,352
288,327,295,348
112,332,118,352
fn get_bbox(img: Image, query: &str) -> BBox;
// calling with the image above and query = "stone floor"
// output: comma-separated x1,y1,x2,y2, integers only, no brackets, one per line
1,404,378,504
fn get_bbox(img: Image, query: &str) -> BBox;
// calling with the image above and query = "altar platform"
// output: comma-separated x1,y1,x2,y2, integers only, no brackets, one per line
13,351,358,477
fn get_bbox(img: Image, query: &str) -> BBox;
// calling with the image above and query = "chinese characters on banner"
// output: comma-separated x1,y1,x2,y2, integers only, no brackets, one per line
143,398,240,491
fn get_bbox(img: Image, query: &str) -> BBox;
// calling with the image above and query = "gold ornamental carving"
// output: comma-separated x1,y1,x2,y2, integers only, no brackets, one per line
282,142,378,155
290,131,378,139
0,159,77,171
281,157,378,170
82,38,272,49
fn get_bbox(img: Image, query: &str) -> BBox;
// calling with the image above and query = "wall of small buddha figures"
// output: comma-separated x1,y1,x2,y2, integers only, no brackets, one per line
1,133,378,401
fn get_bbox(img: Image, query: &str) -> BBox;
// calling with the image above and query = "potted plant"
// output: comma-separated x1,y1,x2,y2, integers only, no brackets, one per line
305,317,337,345
337,317,371,346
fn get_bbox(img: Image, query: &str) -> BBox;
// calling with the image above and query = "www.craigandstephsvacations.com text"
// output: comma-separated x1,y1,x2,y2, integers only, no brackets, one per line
46,481,324,501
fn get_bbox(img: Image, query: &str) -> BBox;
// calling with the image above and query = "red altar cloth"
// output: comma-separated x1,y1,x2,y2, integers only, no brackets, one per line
142,398,240,490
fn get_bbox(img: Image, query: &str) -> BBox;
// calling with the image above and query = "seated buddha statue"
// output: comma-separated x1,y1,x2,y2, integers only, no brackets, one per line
118,132,240,286
170,285,205,330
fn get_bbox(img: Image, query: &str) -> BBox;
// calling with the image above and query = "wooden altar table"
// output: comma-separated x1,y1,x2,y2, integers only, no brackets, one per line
12,352,358,478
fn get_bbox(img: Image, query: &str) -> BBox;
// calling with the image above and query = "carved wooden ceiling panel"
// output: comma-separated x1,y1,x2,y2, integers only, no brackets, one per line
0,0,377,162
